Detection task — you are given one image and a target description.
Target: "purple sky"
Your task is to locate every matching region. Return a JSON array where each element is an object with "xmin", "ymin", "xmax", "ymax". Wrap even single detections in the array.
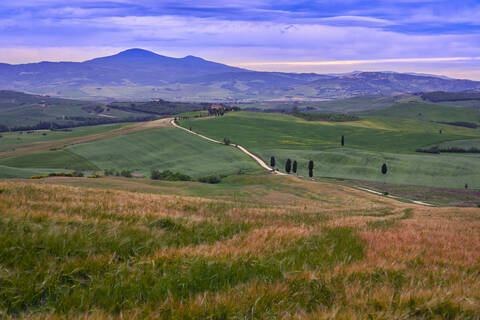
[{"xmin": 1, "ymin": 0, "xmax": 479, "ymax": 79}]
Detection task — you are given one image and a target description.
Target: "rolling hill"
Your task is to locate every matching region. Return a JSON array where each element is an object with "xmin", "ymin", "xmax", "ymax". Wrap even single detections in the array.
[
  {"xmin": 0, "ymin": 90, "xmax": 206, "ymax": 131},
  {"xmin": 1, "ymin": 49, "xmax": 479, "ymax": 101}
]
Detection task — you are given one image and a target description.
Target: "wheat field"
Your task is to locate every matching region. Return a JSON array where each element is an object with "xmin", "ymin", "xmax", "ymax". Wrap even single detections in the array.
[{"xmin": 0, "ymin": 175, "xmax": 479, "ymax": 319}]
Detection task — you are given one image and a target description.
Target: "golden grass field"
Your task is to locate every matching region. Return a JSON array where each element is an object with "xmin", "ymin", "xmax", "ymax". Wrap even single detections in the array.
[{"xmin": 0, "ymin": 174, "xmax": 479, "ymax": 319}]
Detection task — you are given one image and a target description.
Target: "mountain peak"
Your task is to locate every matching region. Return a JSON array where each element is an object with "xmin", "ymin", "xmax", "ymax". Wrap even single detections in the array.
[
  {"xmin": 115, "ymin": 48, "xmax": 159, "ymax": 57},
  {"xmin": 182, "ymin": 55, "xmax": 203, "ymax": 60}
]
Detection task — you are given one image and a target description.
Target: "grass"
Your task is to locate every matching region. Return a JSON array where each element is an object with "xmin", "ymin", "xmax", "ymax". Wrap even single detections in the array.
[
  {"xmin": 175, "ymin": 110, "xmax": 209, "ymax": 118},
  {"xmin": 0, "ymin": 175, "xmax": 478, "ymax": 318},
  {"xmin": 68, "ymin": 127, "xmax": 261, "ymax": 177},
  {"xmin": 179, "ymin": 111, "xmax": 480, "ymax": 188},
  {"xmin": 361, "ymin": 102, "xmax": 480, "ymax": 124},
  {"xmin": 0, "ymin": 118, "xmax": 172, "ymax": 162},
  {"xmin": 0, "ymin": 165, "xmax": 60, "ymax": 178},
  {"xmin": 0, "ymin": 150, "xmax": 98, "ymax": 171},
  {"xmin": 179, "ymin": 112, "xmax": 478, "ymax": 154},
  {"xmin": 0, "ymin": 124, "xmax": 126, "ymax": 147},
  {"xmin": 0, "ymin": 91, "xmax": 150, "ymax": 128},
  {"xmin": 342, "ymin": 179, "xmax": 480, "ymax": 207},
  {"xmin": 257, "ymin": 148, "xmax": 480, "ymax": 189}
]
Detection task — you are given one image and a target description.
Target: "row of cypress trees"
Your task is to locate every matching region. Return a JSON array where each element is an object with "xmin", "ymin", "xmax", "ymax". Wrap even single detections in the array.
[{"xmin": 270, "ymin": 156, "xmax": 315, "ymax": 177}]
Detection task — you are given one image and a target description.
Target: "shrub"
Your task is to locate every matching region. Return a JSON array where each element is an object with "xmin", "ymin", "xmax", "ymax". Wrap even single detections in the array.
[
  {"xmin": 30, "ymin": 175, "xmax": 49, "ymax": 179},
  {"xmin": 48, "ymin": 172, "xmax": 73, "ymax": 177},
  {"xmin": 197, "ymin": 175, "xmax": 222, "ymax": 184},
  {"xmin": 151, "ymin": 170, "xmax": 192, "ymax": 181},
  {"xmin": 294, "ymin": 112, "xmax": 360, "ymax": 122},
  {"xmin": 72, "ymin": 170, "xmax": 84, "ymax": 177},
  {"xmin": 223, "ymin": 137, "xmax": 230, "ymax": 145},
  {"xmin": 120, "ymin": 170, "xmax": 132, "ymax": 178},
  {"xmin": 87, "ymin": 174, "xmax": 102, "ymax": 178},
  {"xmin": 416, "ymin": 146, "xmax": 480, "ymax": 154},
  {"xmin": 103, "ymin": 168, "xmax": 117, "ymax": 176}
]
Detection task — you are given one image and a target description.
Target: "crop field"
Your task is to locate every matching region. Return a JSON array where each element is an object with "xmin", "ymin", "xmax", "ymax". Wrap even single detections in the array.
[
  {"xmin": 67, "ymin": 127, "xmax": 260, "ymax": 177},
  {"xmin": 0, "ymin": 123, "xmax": 127, "ymax": 148},
  {"xmin": 361, "ymin": 102, "xmax": 480, "ymax": 124},
  {"xmin": 0, "ymin": 119, "xmax": 171, "ymax": 159},
  {"xmin": 256, "ymin": 148, "xmax": 480, "ymax": 189},
  {"xmin": 0, "ymin": 150, "xmax": 98, "ymax": 172},
  {"xmin": 0, "ymin": 175, "xmax": 478, "ymax": 319},
  {"xmin": 0, "ymin": 118, "xmax": 261, "ymax": 179},
  {"xmin": 179, "ymin": 112, "xmax": 480, "ymax": 188}
]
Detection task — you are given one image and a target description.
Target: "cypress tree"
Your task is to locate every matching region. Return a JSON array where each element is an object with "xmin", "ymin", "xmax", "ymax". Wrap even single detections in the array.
[
  {"xmin": 341, "ymin": 135, "xmax": 344, "ymax": 147},
  {"xmin": 292, "ymin": 160, "xmax": 297, "ymax": 174},
  {"xmin": 285, "ymin": 159, "xmax": 292, "ymax": 173},
  {"xmin": 308, "ymin": 160, "xmax": 314, "ymax": 178},
  {"xmin": 270, "ymin": 156, "xmax": 276, "ymax": 168},
  {"xmin": 381, "ymin": 163, "xmax": 387, "ymax": 175}
]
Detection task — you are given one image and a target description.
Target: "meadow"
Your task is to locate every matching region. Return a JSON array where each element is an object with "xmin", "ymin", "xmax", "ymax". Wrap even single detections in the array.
[
  {"xmin": 0, "ymin": 124, "xmax": 126, "ymax": 148},
  {"xmin": 64, "ymin": 128, "xmax": 260, "ymax": 177},
  {"xmin": 179, "ymin": 111, "xmax": 480, "ymax": 188},
  {"xmin": 362, "ymin": 101, "xmax": 480, "ymax": 124},
  {"xmin": 0, "ymin": 175, "xmax": 478, "ymax": 319}
]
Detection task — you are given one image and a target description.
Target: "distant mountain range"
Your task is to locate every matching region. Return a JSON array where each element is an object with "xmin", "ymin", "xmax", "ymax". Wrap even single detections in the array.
[{"xmin": 1, "ymin": 48, "xmax": 479, "ymax": 101}]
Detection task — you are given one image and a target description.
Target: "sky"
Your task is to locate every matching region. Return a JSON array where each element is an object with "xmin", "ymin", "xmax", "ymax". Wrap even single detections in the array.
[{"xmin": 0, "ymin": 0, "xmax": 479, "ymax": 79}]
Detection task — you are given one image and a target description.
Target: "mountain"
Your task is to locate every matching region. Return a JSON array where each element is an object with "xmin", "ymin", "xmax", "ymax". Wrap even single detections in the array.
[
  {"xmin": 0, "ymin": 49, "xmax": 245, "ymax": 90},
  {"xmin": 0, "ymin": 49, "xmax": 479, "ymax": 101},
  {"xmin": 309, "ymin": 72, "xmax": 480, "ymax": 97}
]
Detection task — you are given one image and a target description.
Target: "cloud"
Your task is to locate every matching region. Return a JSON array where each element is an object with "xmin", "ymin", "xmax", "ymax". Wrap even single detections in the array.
[
  {"xmin": 0, "ymin": 0, "xmax": 479, "ymax": 79},
  {"xmin": 238, "ymin": 57, "xmax": 480, "ymax": 66}
]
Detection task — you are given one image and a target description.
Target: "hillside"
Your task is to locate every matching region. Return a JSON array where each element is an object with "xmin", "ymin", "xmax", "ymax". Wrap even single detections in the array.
[
  {"xmin": 1, "ymin": 49, "xmax": 479, "ymax": 101},
  {"xmin": 1, "ymin": 174, "xmax": 479, "ymax": 318},
  {"xmin": 0, "ymin": 90, "xmax": 206, "ymax": 131},
  {"xmin": 179, "ymin": 111, "xmax": 480, "ymax": 189}
]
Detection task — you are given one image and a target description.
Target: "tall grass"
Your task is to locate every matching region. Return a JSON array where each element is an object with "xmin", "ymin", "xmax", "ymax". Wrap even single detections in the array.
[{"xmin": 0, "ymin": 180, "xmax": 478, "ymax": 319}]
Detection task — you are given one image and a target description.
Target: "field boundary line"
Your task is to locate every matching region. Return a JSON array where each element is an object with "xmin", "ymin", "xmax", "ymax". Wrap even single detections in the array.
[
  {"xmin": 356, "ymin": 186, "xmax": 434, "ymax": 206},
  {"xmin": 0, "ymin": 118, "xmax": 172, "ymax": 158}
]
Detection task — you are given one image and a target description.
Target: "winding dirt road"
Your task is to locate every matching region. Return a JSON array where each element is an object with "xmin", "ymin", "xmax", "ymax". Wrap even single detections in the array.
[
  {"xmin": 170, "ymin": 119, "xmax": 285, "ymax": 174},
  {"xmin": 170, "ymin": 118, "xmax": 435, "ymax": 206}
]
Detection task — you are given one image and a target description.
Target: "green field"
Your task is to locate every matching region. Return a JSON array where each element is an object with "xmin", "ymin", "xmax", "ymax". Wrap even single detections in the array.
[
  {"xmin": 0, "ymin": 123, "xmax": 126, "ymax": 147},
  {"xmin": 179, "ymin": 111, "xmax": 480, "ymax": 188},
  {"xmin": 435, "ymin": 138, "xmax": 480, "ymax": 148},
  {"xmin": 0, "ymin": 91, "xmax": 151, "ymax": 128},
  {"xmin": 0, "ymin": 150, "xmax": 98, "ymax": 171},
  {"xmin": 67, "ymin": 128, "xmax": 261, "ymax": 177},
  {"xmin": 362, "ymin": 102, "xmax": 480, "ymax": 123},
  {"xmin": 0, "ymin": 165, "xmax": 61, "ymax": 178},
  {"xmin": 256, "ymin": 148, "xmax": 480, "ymax": 189}
]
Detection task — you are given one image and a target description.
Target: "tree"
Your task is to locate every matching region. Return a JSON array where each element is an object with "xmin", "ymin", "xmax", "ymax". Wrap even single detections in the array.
[
  {"xmin": 341, "ymin": 135, "xmax": 345, "ymax": 147},
  {"xmin": 381, "ymin": 163, "xmax": 388, "ymax": 193},
  {"xmin": 308, "ymin": 160, "xmax": 314, "ymax": 178},
  {"xmin": 270, "ymin": 156, "xmax": 276, "ymax": 168},
  {"xmin": 223, "ymin": 137, "xmax": 230, "ymax": 145},
  {"xmin": 285, "ymin": 159, "xmax": 292, "ymax": 173},
  {"xmin": 292, "ymin": 160, "xmax": 297, "ymax": 174},
  {"xmin": 381, "ymin": 163, "xmax": 387, "ymax": 175}
]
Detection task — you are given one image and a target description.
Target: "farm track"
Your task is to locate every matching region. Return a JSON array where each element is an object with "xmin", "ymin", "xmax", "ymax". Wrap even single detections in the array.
[
  {"xmin": 0, "ymin": 118, "xmax": 172, "ymax": 158},
  {"xmin": 171, "ymin": 119, "xmax": 285, "ymax": 174},
  {"xmin": 172, "ymin": 119, "xmax": 438, "ymax": 206}
]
